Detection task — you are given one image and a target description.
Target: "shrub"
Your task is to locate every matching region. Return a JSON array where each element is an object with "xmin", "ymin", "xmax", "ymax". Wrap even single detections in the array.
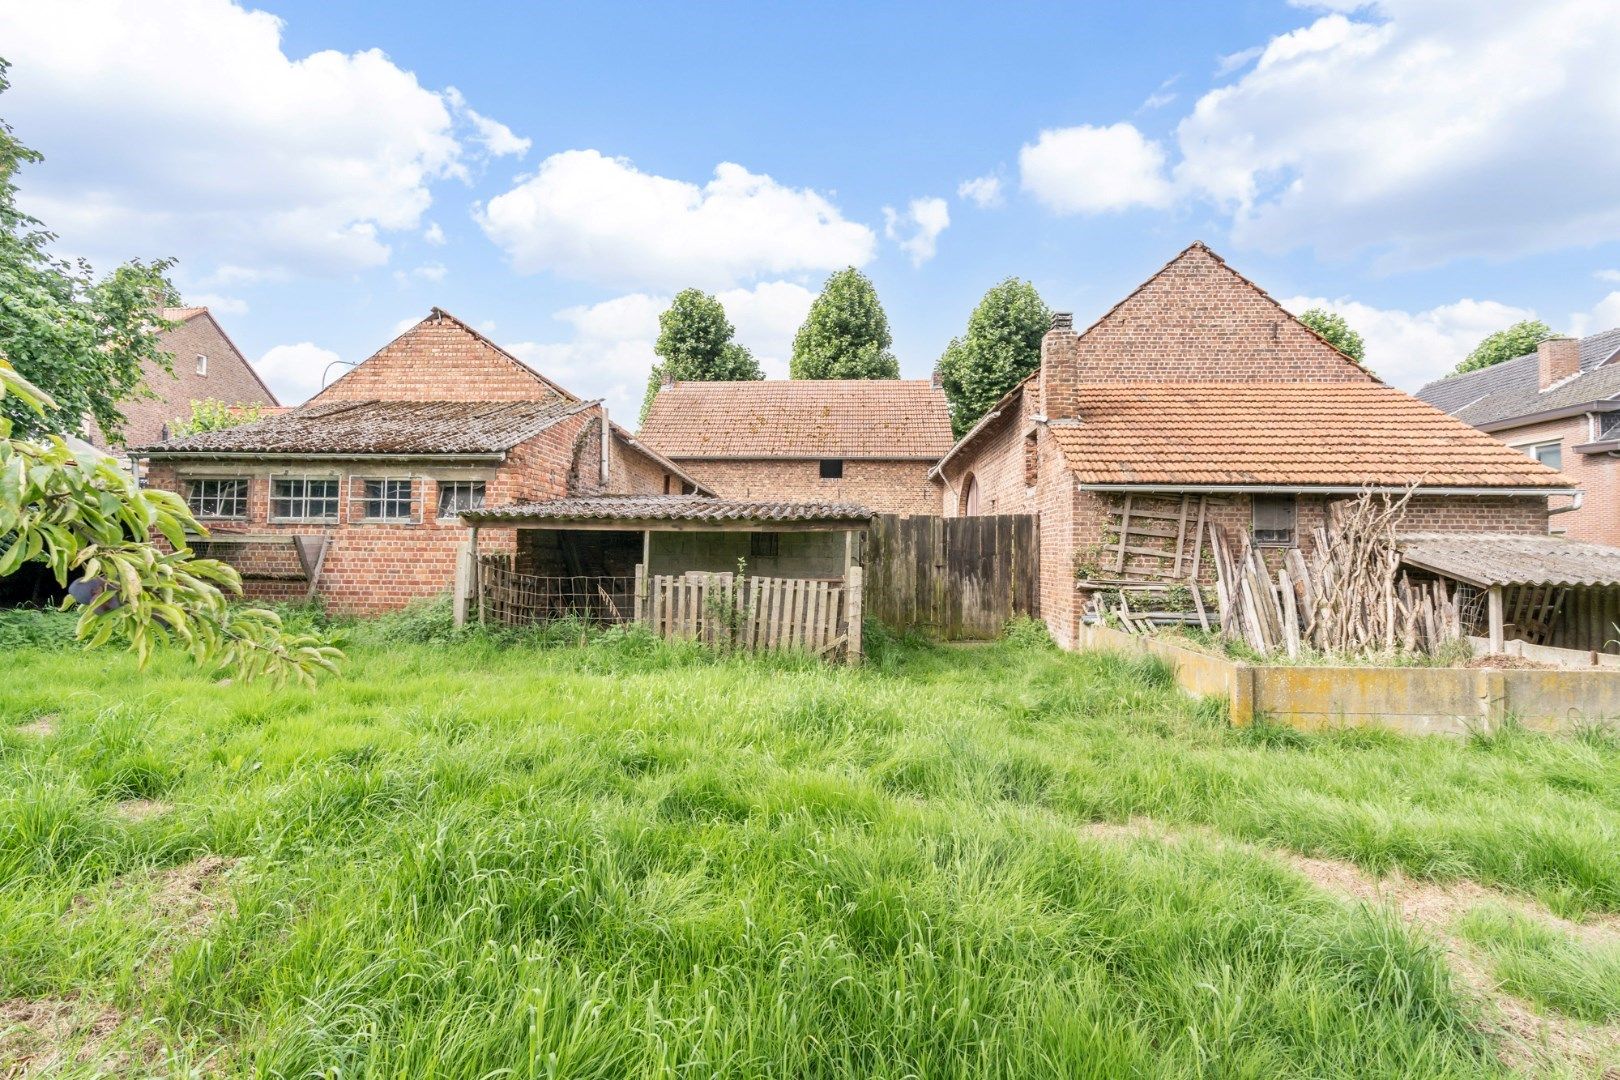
[
  {"xmin": 0, "ymin": 606, "xmax": 78, "ymax": 650},
  {"xmin": 1003, "ymin": 615, "xmax": 1054, "ymax": 650}
]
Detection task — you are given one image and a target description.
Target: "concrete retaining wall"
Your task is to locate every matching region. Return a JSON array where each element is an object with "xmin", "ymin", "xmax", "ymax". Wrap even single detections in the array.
[{"xmin": 1075, "ymin": 623, "xmax": 1620, "ymax": 735}]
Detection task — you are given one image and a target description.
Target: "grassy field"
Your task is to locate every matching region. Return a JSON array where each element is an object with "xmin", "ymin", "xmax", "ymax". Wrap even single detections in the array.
[{"xmin": 2, "ymin": 608, "xmax": 1619, "ymax": 1077}]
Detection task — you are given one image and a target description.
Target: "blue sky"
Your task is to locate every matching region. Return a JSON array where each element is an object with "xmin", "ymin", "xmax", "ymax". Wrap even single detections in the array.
[{"xmin": 4, "ymin": 0, "xmax": 1620, "ymax": 421}]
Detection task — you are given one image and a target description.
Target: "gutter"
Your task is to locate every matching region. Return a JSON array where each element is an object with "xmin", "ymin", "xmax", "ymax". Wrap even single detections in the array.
[
  {"xmin": 1476, "ymin": 401, "xmax": 1620, "ymax": 433},
  {"xmin": 1548, "ymin": 490, "xmax": 1585, "ymax": 516},
  {"xmin": 1077, "ymin": 483, "xmax": 1576, "ymax": 497},
  {"xmin": 140, "ymin": 451, "xmax": 508, "ymax": 464}
]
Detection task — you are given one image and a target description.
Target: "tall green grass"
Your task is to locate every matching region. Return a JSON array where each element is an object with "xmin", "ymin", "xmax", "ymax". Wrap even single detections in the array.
[
  {"xmin": 2, "ymin": 631, "xmax": 1617, "ymax": 1075},
  {"xmin": 1456, "ymin": 904, "xmax": 1620, "ymax": 1023}
]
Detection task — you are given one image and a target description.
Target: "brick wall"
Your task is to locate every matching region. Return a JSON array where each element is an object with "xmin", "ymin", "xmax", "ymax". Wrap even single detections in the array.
[
  {"xmin": 93, "ymin": 312, "xmax": 277, "ymax": 448},
  {"xmin": 675, "ymin": 458, "xmax": 943, "ymax": 515},
  {"xmin": 144, "ymin": 405, "xmax": 692, "ymax": 614},
  {"xmin": 310, "ymin": 315, "xmax": 566, "ymax": 405},
  {"xmin": 1478, "ymin": 415, "xmax": 1611, "ymax": 544}
]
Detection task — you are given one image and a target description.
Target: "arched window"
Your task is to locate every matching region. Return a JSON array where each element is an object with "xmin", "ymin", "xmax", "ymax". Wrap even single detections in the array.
[{"xmin": 961, "ymin": 473, "xmax": 980, "ymax": 516}]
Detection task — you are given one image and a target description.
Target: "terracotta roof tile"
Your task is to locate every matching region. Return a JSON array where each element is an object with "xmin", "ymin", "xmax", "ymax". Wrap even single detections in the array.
[
  {"xmin": 1048, "ymin": 382, "xmax": 1571, "ymax": 489},
  {"xmin": 138, "ymin": 398, "xmax": 590, "ymax": 456},
  {"xmin": 461, "ymin": 495, "xmax": 872, "ymax": 524},
  {"xmin": 639, "ymin": 380, "xmax": 953, "ymax": 460}
]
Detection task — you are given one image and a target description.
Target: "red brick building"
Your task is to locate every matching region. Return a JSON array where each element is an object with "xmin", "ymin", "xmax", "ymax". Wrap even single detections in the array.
[
  {"xmin": 137, "ymin": 309, "xmax": 705, "ymax": 614},
  {"xmin": 1416, "ymin": 330, "xmax": 1620, "ymax": 545},
  {"xmin": 638, "ymin": 379, "xmax": 952, "ymax": 515},
  {"xmin": 92, "ymin": 307, "xmax": 279, "ymax": 449},
  {"xmin": 932, "ymin": 243, "xmax": 1573, "ymax": 648}
]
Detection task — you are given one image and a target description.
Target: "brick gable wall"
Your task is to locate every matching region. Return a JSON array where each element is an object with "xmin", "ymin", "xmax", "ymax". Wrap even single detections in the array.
[
  {"xmin": 145, "ymin": 405, "xmax": 692, "ymax": 614},
  {"xmin": 1476, "ymin": 415, "xmax": 1611, "ymax": 544},
  {"xmin": 93, "ymin": 313, "xmax": 277, "ymax": 449},
  {"xmin": 310, "ymin": 316, "xmax": 566, "ymax": 405},
  {"xmin": 674, "ymin": 458, "xmax": 943, "ymax": 516}
]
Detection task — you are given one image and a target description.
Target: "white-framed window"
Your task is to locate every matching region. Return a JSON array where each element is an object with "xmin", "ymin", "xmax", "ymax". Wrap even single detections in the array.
[
  {"xmin": 270, "ymin": 476, "xmax": 340, "ymax": 521},
  {"xmin": 185, "ymin": 477, "xmax": 248, "ymax": 519},
  {"xmin": 1518, "ymin": 439, "xmax": 1562, "ymax": 471},
  {"xmin": 196, "ymin": 353, "xmax": 208, "ymax": 376},
  {"xmin": 436, "ymin": 480, "xmax": 485, "ymax": 517},
  {"xmin": 361, "ymin": 478, "xmax": 414, "ymax": 521},
  {"xmin": 1599, "ymin": 414, "xmax": 1620, "ymax": 442},
  {"xmin": 1253, "ymin": 494, "xmax": 1297, "ymax": 546}
]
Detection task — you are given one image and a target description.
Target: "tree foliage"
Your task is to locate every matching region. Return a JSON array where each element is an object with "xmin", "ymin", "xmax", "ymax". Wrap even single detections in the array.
[
  {"xmin": 1297, "ymin": 307, "xmax": 1367, "ymax": 366},
  {"xmin": 1454, "ymin": 319, "xmax": 1558, "ymax": 375},
  {"xmin": 0, "ymin": 357, "xmax": 341, "ymax": 684},
  {"xmin": 790, "ymin": 268, "xmax": 900, "ymax": 380},
  {"xmin": 0, "ymin": 62, "xmax": 178, "ymax": 443},
  {"xmin": 937, "ymin": 279, "xmax": 1051, "ymax": 435},
  {"xmin": 640, "ymin": 289, "xmax": 761, "ymax": 422},
  {"xmin": 170, "ymin": 398, "xmax": 265, "ymax": 438}
]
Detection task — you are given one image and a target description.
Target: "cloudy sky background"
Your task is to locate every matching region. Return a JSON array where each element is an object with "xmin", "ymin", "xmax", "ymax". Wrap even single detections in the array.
[{"xmin": 3, "ymin": 0, "xmax": 1620, "ymax": 420}]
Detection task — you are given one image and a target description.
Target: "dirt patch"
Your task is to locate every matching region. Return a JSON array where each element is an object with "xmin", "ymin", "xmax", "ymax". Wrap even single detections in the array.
[
  {"xmin": 69, "ymin": 854, "xmax": 239, "ymax": 939},
  {"xmin": 1463, "ymin": 654, "xmax": 1557, "ymax": 670},
  {"xmin": 113, "ymin": 799, "xmax": 172, "ymax": 823},
  {"xmin": 1086, "ymin": 817, "xmax": 1620, "ymax": 1077},
  {"xmin": 13, "ymin": 715, "xmax": 56, "ymax": 737},
  {"xmin": 0, "ymin": 994, "xmax": 127, "ymax": 1076}
]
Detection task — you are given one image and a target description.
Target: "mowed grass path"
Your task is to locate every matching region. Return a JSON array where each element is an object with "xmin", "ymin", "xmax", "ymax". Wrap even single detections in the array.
[{"xmin": 3, "ymin": 627, "xmax": 1619, "ymax": 1077}]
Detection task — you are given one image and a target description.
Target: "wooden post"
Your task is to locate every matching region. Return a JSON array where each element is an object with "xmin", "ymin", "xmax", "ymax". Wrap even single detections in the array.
[
  {"xmin": 846, "ymin": 564, "xmax": 864, "ymax": 664},
  {"xmin": 453, "ymin": 540, "xmax": 472, "ymax": 627},
  {"xmin": 633, "ymin": 562, "xmax": 647, "ymax": 624},
  {"xmin": 471, "ymin": 526, "xmax": 485, "ymax": 626},
  {"xmin": 1488, "ymin": 584, "xmax": 1505, "ymax": 653},
  {"xmin": 642, "ymin": 530, "xmax": 652, "ymax": 576}
]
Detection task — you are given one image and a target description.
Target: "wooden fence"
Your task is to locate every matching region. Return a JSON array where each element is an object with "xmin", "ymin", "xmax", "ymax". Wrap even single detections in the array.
[
  {"xmin": 865, "ymin": 514, "xmax": 1038, "ymax": 639},
  {"xmin": 640, "ymin": 570, "xmax": 861, "ymax": 659}
]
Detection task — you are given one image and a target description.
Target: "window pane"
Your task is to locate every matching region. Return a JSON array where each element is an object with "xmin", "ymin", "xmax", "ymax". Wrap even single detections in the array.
[
  {"xmin": 1535, "ymin": 443, "xmax": 1562, "ymax": 470},
  {"xmin": 819, "ymin": 459, "xmax": 843, "ymax": 479},
  {"xmin": 437, "ymin": 480, "xmax": 485, "ymax": 516},
  {"xmin": 187, "ymin": 478, "xmax": 247, "ymax": 518},
  {"xmin": 1253, "ymin": 495, "xmax": 1296, "ymax": 545},
  {"xmin": 272, "ymin": 477, "xmax": 338, "ymax": 520},
  {"xmin": 362, "ymin": 478, "xmax": 412, "ymax": 520}
]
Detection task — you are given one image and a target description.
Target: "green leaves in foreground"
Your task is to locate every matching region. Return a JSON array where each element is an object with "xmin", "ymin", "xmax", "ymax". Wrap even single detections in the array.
[{"xmin": 0, "ymin": 357, "xmax": 341, "ymax": 684}]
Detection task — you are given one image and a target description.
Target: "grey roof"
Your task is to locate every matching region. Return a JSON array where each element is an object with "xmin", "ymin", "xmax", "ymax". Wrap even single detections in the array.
[
  {"xmin": 138, "ymin": 398, "xmax": 591, "ymax": 456},
  {"xmin": 460, "ymin": 495, "xmax": 872, "ymax": 525},
  {"xmin": 1415, "ymin": 328, "xmax": 1620, "ymax": 427},
  {"xmin": 1397, "ymin": 532, "xmax": 1620, "ymax": 588}
]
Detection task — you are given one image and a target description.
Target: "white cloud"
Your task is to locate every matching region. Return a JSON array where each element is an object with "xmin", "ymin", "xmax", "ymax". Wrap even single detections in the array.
[
  {"xmin": 444, "ymin": 87, "xmax": 531, "ymax": 158},
  {"xmin": 1595, "ymin": 269, "xmax": 1620, "ymax": 284},
  {"xmin": 0, "ymin": 0, "xmax": 525, "ymax": 278},
  {"xmin": 506, "ymin": 281, "xmax": 816, "ymax": 418},
  {"xmin": 476, "ymin": 150, "xmax": 875, "ymax": 290},
  {"xmin": 957, "ymin": 175, "xmax": 1004, "ymax": 209},
  {"xmin": 1172, "ymin": 1, "xmax": 1620, "ymax": 264},
  {"xmin": 1279, "ymin": 294, "xmax": 1538, "ymax": 389},
  {"xmin": 1140, "ymin": 91, "xmax": 1179, "ymax": 111},
  {"xmin": 1568, "ymin": 293, "xmax": 1620, "ymax": 339},
  {"xmin": 1018, "ymin": 124, "xmax": 1175, "ymax": 215},
  {"xmin": 256, "ymin": 341, "xmax": 344, "ymax": 405},
  {"xmin": 1214, "ymin": 45, "xmax": 1263, "ymax": 76},
  {"xmin": 423, "ymin": 222, "xmax": 446, "ymax": 246},
  {"xmin": 882, "ymin": 196, "xmax": 950, "ymax": 266},
  {"xmin": 393, "ymin": 262, "xmax": 447, "ymax": 286}
]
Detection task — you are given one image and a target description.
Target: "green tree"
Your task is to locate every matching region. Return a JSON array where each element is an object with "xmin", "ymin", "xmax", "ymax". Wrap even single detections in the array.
[
  {"xmin": 1, "ymin": 357, "xmax": 340, "ymax": 683},
  {"xmin": 790, "ymin": 268, "xmax": 900, "ymax": 380},
  {"xmin": 170, "ymin": 398, "xmax": 265, "ymax": 438},
  {"xmin": 937, "ymin": 278, "xmax": 1051, "ymax": 435},
  {"xmin": 1454, "ymin": 319, "xmax": 1558, "ymax": 375},
  {"xmin": 1297, "ymin": 307, "xmax": 1367, "ymax": 366},
  {"xmin": 640, "ymin": 289, "xmax": 761, "ymax": 421},
  {"xmin": 0, "ymin": 62, "xmax": 178, "ymax": 443}
]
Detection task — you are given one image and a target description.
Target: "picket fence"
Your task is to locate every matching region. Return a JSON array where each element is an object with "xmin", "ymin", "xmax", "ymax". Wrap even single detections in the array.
[{"xmin": 637, "ymin": 568, "xmax": 863, "ymax": 661}]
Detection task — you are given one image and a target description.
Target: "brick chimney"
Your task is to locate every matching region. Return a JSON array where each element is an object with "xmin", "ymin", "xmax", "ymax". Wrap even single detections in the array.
[
  {"xmin": 1039, "ymin": 312, "xmax": 1080, "ymax": 420},
  {"xmin": 1539, "ymin": 337, "xmax": 1580, "ymax": 389}
]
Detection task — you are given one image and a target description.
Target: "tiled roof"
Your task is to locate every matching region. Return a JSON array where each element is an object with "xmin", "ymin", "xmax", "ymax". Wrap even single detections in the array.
[
  {"xmin": 1416, "ymin": 328, "xmax": 1620, "ymax": 427},
  {"xmin": 461, "ymin": 495, "xmax": 872, "ymax": 525},
  {"xmin": 1398, "ymin": 533, "xmax": 1620, "ymax": 588},
  {"xmin": 1047, "ymin": 382, "xmax": 1571, "ymax": 489},
  {"xmin": 160, "ymin": 306, "xmax": 208, "ymax": 322},
  {"xmin": 638, "ymin": 379, "xmax": 953, "ymax": 459},
  {"xmin": 138, "ymin": 398, "xmax": 591, "ymax": 456}
]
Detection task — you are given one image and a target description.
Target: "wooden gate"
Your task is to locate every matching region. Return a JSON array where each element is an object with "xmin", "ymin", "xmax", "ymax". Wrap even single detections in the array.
[{"xmin": 865, "ymin": 514, "xmax": 1038, "ymax": 639}]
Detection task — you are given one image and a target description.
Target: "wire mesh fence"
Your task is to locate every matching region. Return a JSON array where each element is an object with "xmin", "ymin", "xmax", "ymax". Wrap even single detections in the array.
[{"xmin": 477, "ymin": 557, "xmax": 636, "ymax": 627}]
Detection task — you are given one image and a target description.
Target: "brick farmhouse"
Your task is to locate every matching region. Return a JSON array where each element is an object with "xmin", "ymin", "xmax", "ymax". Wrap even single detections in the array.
[
  {"xmin": 1416, "ymin": 330, "xmax": 1620, "ymax": 545},
  {"xmin": 638, "ymin": 378, "xmax": 953, "ymax": 515},
  {"xmin": 931, "ymin": 243, "xmax": 1574, "ymax": 648},
  {"xmin": 91, "ymin": 306, "xmax": 279, "ymax": 450},
  {"xmin": 137, "ymin": 309, "xmax": 706, "ymax": 614}
]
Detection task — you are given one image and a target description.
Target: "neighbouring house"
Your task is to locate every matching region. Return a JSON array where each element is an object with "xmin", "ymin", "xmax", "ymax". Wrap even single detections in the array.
[
  {"xmin": 90, "ymin": 306, "xmax": 279, "ymax": 450},
  {"xmin": 1415, "ymin": 330, "xmax": 1620, "ymax": 545},
  {"xmin": 136, "ymin": 308, "xmax": 707, "ymax": 614},
  {"xmin": 931, "ymin": 242, "xmax": 1576, "ymax": 649},
  {"xmin": 637, "ymin": 378, "xmax": 953, "ymax": 515}
]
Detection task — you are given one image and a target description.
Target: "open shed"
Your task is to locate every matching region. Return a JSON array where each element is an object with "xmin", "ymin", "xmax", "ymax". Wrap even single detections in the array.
[
  {"xmin": 1397, "ymin": 533, "xmax": 1620, "ymax": 653},
  {"xmin": 455, "ymin": 495, "xmax": 874, "ymax": 658}
]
